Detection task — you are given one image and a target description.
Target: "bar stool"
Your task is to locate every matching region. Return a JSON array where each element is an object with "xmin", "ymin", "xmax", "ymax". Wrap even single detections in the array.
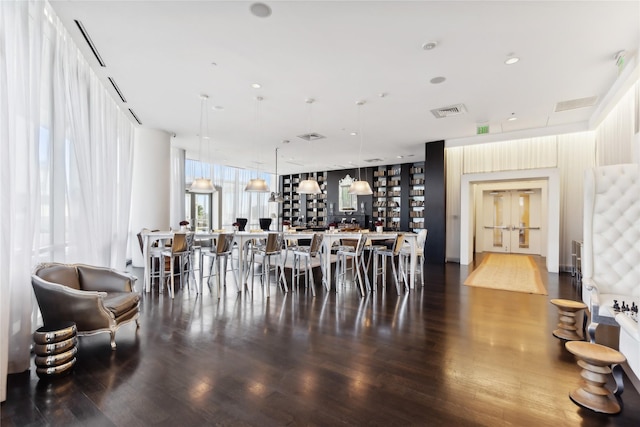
[
  {"xmin": 160, "ymin": 233, "xmax": 190, "ymax": 298},
  {"xmin": 372, "ymin": 233, "xmax": 406, "ymax": 295},
  {"xmin": 251, "ymin": 233, "xmax": 288, "ymax": 297},
  {"xmin": 399, "ymin": 229, "xmax": 427, "ymax": 287},
  {"xmin": 200, "ymin": 233, "xmax": 236, "ymax": 297},
  {"xmin": 292, "ymin": 233, "xmax": 323, "ymax": 297},
  {"xmin": 335, "ymin": 234, "xmax": 368, "ymax": 296},
  {"xmin": 137, "ymin": 229, "xmax": 163, "ymax": 291}
]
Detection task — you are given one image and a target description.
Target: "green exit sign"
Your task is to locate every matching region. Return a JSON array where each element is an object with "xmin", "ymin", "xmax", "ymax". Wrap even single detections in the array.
[{"xmin": 477, "ymin": 125, "xmax": 489, "ymax": 134}]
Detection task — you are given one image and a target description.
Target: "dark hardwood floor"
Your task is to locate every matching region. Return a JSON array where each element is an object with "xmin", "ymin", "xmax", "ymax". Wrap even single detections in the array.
[{"xmin": 3, "ymin": 257, "xmax": 640, "ymax": 426}]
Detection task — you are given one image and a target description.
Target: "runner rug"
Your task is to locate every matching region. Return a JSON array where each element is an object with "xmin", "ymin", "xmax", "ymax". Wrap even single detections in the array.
[{"xmin": 464, "ymin": 253, "xmax": 547, "ymax": 295}]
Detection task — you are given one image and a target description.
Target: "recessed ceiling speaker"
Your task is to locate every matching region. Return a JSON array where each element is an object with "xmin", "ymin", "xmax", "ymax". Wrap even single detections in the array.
[
  {"xmin": 250, "ymin": 3, "xmax": 272, "ymax": 18},
  {"xmin": 422, "ymin": 41, "xmax": 438, "ymax": 50}
]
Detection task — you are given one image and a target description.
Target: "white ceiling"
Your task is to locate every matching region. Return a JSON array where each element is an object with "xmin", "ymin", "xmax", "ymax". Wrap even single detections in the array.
[{"xmin": 49, "ymin": 1, "xmax": 640, "ymax": 175}]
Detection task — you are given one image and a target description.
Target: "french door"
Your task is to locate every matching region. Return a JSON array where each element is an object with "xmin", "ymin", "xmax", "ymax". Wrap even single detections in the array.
[
  {"xmin": 482, "ymin": 189, "xmax": 541, "ymax": 254},
  {"xmin": 185, "ymin": 193, "xmax": 212, "ymax": 233}
]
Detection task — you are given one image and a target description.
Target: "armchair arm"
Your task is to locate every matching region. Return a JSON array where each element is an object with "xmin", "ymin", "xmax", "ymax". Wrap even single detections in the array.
[
  {"xmin": 582, "ymin": 277, "xmax": 601, "ymax": 309},
  {"xmin": 76, "ymin": 264, "xmax": 138, "ymax": 293},
  {"xmin": 32, "ymin": 275, "xmax": 114, "ymax": 332}
]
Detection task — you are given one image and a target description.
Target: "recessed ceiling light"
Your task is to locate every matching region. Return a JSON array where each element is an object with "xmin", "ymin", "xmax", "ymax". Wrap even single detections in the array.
[
  {"xmin": 250, "ymin": 3, "xmax": 272, "ymax": 18},
  {"xmin": 397, "ymin": 155, "xmax": 404, "ymax": 159},
  {"xmin": 422, "ymin": 41, "xmax": 438, "ymax": 50},
  {"xmin": 430, "ymin": 76, "xmax": 446, "ymax": 84},
  {"xmin": 508, "ymin": 113, "xmax": 518, "ymax": 121},
  {"xmin": 505, "ymin": 56, "xmax": 520, "ymax": 65},
  {"xmin": 251, "ymin": 83, "xmax": 261, "ymax": 89},
  {"xmin": 350, "ymin": 132, "xmax": 358, "ymax": 136}
]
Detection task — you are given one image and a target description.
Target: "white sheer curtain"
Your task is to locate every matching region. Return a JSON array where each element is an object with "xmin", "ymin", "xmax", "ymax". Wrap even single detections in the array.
[
  {"xmin": 186, "ymin": 160, "xmax": 274, "ymax": 229},
  {"xmin": 1, "ymin": 1, "xmax": 135, "ymax": 401},
  {"xmin": 596, "ymin": 82, "xmax": 638, "ymax": 166},
  {"xmin": 0, "ymin": 0, "xmax": 44, "ymax": 402}
]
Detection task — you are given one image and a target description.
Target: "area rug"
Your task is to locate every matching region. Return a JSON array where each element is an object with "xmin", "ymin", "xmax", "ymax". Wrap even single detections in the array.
[{"xmin": 464, "ymin": 253, "xmax": 547, "ymax": 295}]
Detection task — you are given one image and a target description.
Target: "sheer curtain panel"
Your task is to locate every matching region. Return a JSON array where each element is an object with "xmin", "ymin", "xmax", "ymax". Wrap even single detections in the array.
[
  {"xmin": 1, "ymin": 0, "xmax": 135, "ymax": 401},
  {"xmin": 0, "ymin": 0, "xmax": 44, "ymax": 402}
]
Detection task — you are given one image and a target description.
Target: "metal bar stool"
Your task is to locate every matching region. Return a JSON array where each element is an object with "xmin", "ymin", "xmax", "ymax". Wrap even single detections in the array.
[
  {"xmin": 292, "ymin": 233, "xmax": 323, "ymax": 297},
  {"xmin": 251, "ymin": 233, "xmax": 288, "ymax": 297},
  {"xmin": 200, "ymin": 233, "xmax": 237, "ymax": 297}
]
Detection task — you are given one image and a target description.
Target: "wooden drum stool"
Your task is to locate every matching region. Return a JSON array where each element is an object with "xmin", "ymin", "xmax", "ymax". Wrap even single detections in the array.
[
  {"xmin": 565, "ymin": 341, "xmax": 626, "ymax": 414},
  {"xmin": 550, "ymin": 299, "xmax": 587, "ymax": 341}
]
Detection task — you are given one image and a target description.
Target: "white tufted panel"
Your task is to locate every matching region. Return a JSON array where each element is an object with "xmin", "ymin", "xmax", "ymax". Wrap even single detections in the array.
[{"xmin": 583, "ymin": 164, "xmax": 640, "ymax": 297}]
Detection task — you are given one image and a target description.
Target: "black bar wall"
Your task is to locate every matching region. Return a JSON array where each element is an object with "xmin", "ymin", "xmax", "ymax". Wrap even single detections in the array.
[{"xmin": 424, "ymin": 141, "xmax": 445, "ymax": 263}]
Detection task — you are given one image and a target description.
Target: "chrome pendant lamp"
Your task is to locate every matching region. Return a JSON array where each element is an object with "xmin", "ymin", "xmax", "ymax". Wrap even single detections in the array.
[
  {"xmin": 245, "ymin": 96, "xmax": 270, "ymax": 193},
  {"xmin": 349, "ymin": 100, "xmax": 373, "ymax": 195},
  {"xmin": 190, "ymin": 94, "xmax": 215, "ymax": 193},
  {"xmin": 268, "ymin": 147, "xmax": 284, "ymax": 203},
  {"xmin": 297, "ymin": 98, "xmax": 322, "ymax": 195}
]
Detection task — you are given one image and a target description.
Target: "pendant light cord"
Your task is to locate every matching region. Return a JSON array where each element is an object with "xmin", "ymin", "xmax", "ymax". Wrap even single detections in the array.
[{"xmin": 357, "ymin": 100, "xmax": 365, "ymax": 181}]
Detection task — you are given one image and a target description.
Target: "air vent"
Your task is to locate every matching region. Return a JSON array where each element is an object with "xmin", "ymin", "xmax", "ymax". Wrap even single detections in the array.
[
  {"xmin": 285, "ymin": 160, "xmax": 305, "ymax": 166},
  {"xmin": 431, "ymin": 103, "xmax": 467, "ymax": 118},
  {"xmin": 74, "ymin": 20, "xmax": 106, "ymax": 67},
  {"xmin": 128, "ymin": 108, "xmax": 142, "ymax": 125},
  {"xmin": 364, "ymin": 158, "xmax": 384, "ymax": 163},
  {"xmin": 108, "ymin": 77, "xmax": 127, "ymax": 103},
  {"xmin": 554, "ymin": 96, "xmax": 598, "ymax": 112},
  {"xmin": 297, "ymin": 133, "xmax": 325, "ymax": 141}
]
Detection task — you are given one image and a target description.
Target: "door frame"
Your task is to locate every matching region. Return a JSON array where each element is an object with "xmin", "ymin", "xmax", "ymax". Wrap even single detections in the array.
[
  {"xmin": 478, "ymin": 185, "xmax": 545, "ymax": 255},
  {"xmin": 460, "ymin": 168, "xmax": 560, "ymax": 273}
]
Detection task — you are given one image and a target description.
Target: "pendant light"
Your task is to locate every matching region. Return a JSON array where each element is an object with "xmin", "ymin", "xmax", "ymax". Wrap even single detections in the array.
[
  {"xmin": 268, "ymin": 147, "xmax": 284, "ymax": 202},
  {"xmin": 190, "ymin": 94, "xmax": 215, "ymax": 193},
  {"xmin": 297, "ymin": 98, "xmax": 322, "ymax": 195},
  {"xmin": 245, "ymin": 96, "xmax": 270, "ymax": 193},
  {"xmin": 349, "ymin": 100, "xmax": 373, "ymax": 195}
]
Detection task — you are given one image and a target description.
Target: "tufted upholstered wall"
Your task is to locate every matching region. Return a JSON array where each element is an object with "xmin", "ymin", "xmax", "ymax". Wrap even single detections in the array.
[{"xmin": 582, "ymin": 163, "xmax": 640, "ymax": 342}]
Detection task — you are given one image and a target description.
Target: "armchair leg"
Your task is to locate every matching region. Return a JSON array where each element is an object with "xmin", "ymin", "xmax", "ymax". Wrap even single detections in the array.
[
  {"xmin": 587, "ymin": 321, "xmax": 598, "ymax": 343},
  {"xmin": 613, "ymin": 363, "xmax": 625, "ymax": 398},
  {"xmin": 110, "ymin": 331, "xmax": 117, "ymax": 350}
]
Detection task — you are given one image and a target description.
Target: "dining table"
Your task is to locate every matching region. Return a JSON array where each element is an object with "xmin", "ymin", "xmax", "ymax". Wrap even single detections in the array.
[{"xmin": 142, "ymin": 229, "xmax": 419, "ymax": 296}]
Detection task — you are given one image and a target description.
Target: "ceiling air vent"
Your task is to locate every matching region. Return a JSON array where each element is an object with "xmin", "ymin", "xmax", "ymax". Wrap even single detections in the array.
[
  {"xmin": 297, "ymin": 133, "xmax": 325, "ymax": 141},
  {"xmin": 554, "ymin": 96, "xmax": 598, "ymax": 112},
  {"xmin": 364, "ymin": 158, "xmax": 384, "ymax": 163},
  {"xmin": 431, "ymin": 103, "xmax": 467, "ymax": 118}
]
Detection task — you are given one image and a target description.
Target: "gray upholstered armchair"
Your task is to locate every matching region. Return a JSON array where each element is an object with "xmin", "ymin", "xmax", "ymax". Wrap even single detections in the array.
[{"xmin": 32, "ymin": 263, "xmax": 141, "ymax": 350}]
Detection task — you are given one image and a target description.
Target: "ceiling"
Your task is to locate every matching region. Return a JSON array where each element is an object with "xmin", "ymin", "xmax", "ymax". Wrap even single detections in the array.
[{"xmin": 49, "ymin": 1, "xmax": 639, "ymax": 175}]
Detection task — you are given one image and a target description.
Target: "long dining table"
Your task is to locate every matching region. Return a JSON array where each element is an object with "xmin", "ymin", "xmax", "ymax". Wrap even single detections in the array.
[
  {"xmin": 141, "ymin": 229, "xmax": 418, "ymax": 296},
  {"xmin": 283, "ymin": 230, "xmax": 419, "ymax": 293},
  {"xmin": 141, "ymin": 229, "xmax": 273, "ymax": 294}
]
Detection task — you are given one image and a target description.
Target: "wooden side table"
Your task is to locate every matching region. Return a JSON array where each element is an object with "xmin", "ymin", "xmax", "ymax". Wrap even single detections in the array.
[
  {"xmin": 550, "ymin": 299, "xmax": 587, "ymax": 341},
  {"xmin": 565, "ymin": 341, "xmax": 626, "ymax": 414}
]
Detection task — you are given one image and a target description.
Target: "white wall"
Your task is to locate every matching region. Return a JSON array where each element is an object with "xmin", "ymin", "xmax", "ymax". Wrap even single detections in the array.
[{"xmin": 130, "ymin": 128, "xmax": 171, "ymax": 267}]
